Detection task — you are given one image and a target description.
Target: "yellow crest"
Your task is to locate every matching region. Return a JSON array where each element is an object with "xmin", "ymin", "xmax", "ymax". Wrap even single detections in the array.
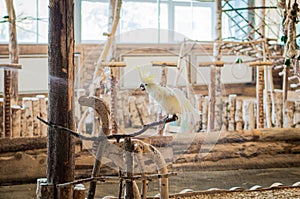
[{"xmin": 135, "ymin": 66, "xmax": 155, "ymax": 84}]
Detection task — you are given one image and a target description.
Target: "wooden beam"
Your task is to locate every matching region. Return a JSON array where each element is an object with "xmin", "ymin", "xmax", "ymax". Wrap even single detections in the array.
[
  {"xmin": 248, "ymin": 61, "xmax": 273, "ymax": 67},
  {"xmin": 101, "ymin": 61, "xmax": 126, "ymax": 67},
  {"xmin": 0, "ymin": 63, "xmax": 22, "ymax": 69},
  {"xmin": 151, "ymin": 61, "xmax": 177, "ymax": 67},
  {"xmin": 198, "ymin": 61, "xmax": 224, "ymax": 67}
]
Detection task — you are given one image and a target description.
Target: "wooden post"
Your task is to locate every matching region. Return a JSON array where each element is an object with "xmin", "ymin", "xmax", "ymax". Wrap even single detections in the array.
[
  {"xmin": 243, "ymin": 100, "xmax": 255, "ymax": 130},
  {"xmin": 0, "ymin": 98, "xmax": 3, "ymax": 137},
  {"xmin": 228, "ymin": 94, "xmax": 237, "ymax": 131},
  {"xmin": 283, "ymin": 100, "xmax": 295, "ymax": 128},
  {"xmin": 11, "ymin": 105, "xmax": 21, "ymax": 138},
  {"xmin": 20, "ymin": 107, "xmax": 26, "ymax": 137},
  {"xmin": 201, "ymin": 96, "xmax": 209, "ymax": 132},
  {"xmin": 47, "ymin": 0, "xmax": 75, "ymax": 198},
  {"xmin": 294, "ymin": 100, "xmax": 300, "ymax": 128},
  {"xmin": 37, "ymin": 95, "xmax": 48, "ymax": 136},
  {"xmin": 36, "ymin": 178, "xmax": 54, "ymax": 199},
  {"xmin": 32, "ymin": 97, "xmax": 40, "ymax": 136},
  {"xmin": 221, "ymin": 100, "xmax": 229, "ymax": 131},
  {"xmin": 5, "ymin": 0, "xmax": 19, "ymax": 106},
  {"xmin": 22, "ymin": 97, "xmax": 34, "ymax": 137},
  {"xmin": 248, "ymin": 61, "xmax": 273, "ymax": 129},
  {"xmin": 235, "ymin": 98, "xmax": 243, "ymax": 131},
  {"xmin": 124, "ymin": 137, "xmax": 134, "ymax": 199},
  {"xmin": 273, "ymin": 89, "xmax": 283, "ymax": 128},
  {"xmin": 197, "ymin": 95, "xmax": 203, "ymax": 131},
  {"xmin": 73, "ymin": 184, "xmax": 86, "ymax": 199}
]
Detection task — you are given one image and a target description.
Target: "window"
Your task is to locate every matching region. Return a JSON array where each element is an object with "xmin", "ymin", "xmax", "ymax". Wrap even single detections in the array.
[
  {"xmin": 79, "ymin": 0, "xmax": 215, "ymax": 43},
  {"xmin": 0, "ymin": 0, "xmax": 49, "ymax": 44}
]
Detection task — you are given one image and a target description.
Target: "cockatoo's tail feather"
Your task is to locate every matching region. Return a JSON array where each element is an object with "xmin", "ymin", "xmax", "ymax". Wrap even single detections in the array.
[{"xmin": 136, "ymin": 66, "xmax": 155, "ymax": 84}]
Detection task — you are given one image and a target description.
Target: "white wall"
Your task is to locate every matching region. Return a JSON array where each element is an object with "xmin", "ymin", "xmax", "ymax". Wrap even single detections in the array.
[{"xmin": 0, "ymin": 57, "xmax": 48, "ymax": 93}]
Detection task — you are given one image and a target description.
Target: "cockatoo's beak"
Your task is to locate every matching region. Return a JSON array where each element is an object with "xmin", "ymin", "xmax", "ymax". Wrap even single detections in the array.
[{"xmin": 140, "ymin": 84, "xmax": 146, "ymax": 91}]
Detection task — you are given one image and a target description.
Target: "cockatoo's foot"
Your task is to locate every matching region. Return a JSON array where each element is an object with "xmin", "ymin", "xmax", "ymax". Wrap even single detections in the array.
[{"xmin": 165, "ymin": 114, "xmax": 178, "ymax": 123}]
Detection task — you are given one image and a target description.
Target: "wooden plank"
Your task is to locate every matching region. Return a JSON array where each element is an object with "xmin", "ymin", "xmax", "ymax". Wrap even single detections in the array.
[
  {"xmin": 101, "ymin": 61, "xmax": 126, "ymax": 67},
  {"xmin": 0, "ymin": 63, "xmax": 22, "ymax": 69},
  {"xmin": 151, "ymin": 61, "xmax": 177, "ymax": 67}
]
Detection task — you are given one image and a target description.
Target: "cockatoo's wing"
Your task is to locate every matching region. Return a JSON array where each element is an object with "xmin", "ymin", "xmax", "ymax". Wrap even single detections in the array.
[{"xmin": 172, "ymin": 88, "xmax": 199, "ymax": 133}]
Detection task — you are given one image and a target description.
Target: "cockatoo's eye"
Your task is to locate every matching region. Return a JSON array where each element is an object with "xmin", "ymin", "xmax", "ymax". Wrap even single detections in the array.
[{"xmin": 140, "ymin": 84, "xmax": 146, "ymax": 91}]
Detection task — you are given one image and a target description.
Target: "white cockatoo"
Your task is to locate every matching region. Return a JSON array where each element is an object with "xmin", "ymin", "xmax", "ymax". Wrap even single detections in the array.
[{"xmin": 136, "ymin": 66, "xmax": 199, "ymax": 133}]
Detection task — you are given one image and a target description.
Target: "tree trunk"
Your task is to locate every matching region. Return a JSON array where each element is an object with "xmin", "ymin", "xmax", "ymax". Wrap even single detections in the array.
[
  {"xmin": 47, "ymin": 1, "xmax": 75, "ymax": 198},
  {"xmin": 5, "ymin": 0, "xmax": 19, "ymax": 106}
]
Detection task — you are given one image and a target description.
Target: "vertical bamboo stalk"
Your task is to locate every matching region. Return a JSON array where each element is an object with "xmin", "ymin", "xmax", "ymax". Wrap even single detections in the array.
[
  {"xmin": 283, "ymin": 100, "xmax": 295, "ymax": 128},
  {"xmin": 257, "ymin": 66, "xmax": 264, "ymax": 128},
  {"xmin": 110, "ymin": 70, "xmax": 118, "ymax": 135},
  {"xmin": 235, "ymin": 98, "xmax": 243, "ymax": 131},
  {"xmin": 32, "ymin": 97, "xmax": 40, "ymax": 136},
  {"xmin": 37, "ymin": 95, "xmax": 47, "ymax": 136},
  {"xmin": 228, "ymin": 94, "xmax": 237, "ymax": 131},
  {"xmin": 0, "ymin": 98, "xmax": 3, "ymax": 137},
  {"xmin": 4, "ymin": 70, "xmax": 12, "ymax": 137},
  {"xmin": 294, "ymin": 100, "xmax": 300, "ymax": 128},
  {"xmin": 202, "ymin": 96, "xmax": 209, "ymax": 132},
  {"xmin": 273, "ymin": 89, "xmax": 283, "ymax": 128},
  {"xmin": 22, "ymin": 97, "xmax": 33, "ymax": 137},
  {"xmin": 11, "ymin": 105, "xmax": 21, "ymax": 138}
]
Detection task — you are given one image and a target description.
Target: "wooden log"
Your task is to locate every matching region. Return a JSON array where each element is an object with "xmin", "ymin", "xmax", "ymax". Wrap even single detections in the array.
[
  {"xmin": 228, "ymin": 94, "xmax": 237, "ymax": 131},
  {"xmin": 196, "ymin": 95, "xmax": 203, "ymax": 131},
  {"xmin": 243, "ymin": 100, "xmax": 255, "ymax": 130},
  {"xmin": 248, "ymin": 61, "xmax": 273, "ymax": 67},
  {"xmin": 221, "ymin": 100, "xmax": 229, "ymax": 131},
  {"xmin": 295, "ymin": 100, "xmax": 300, "ymax": 128},
  {"xmin": 201, "ymin": 96, "xmax": 209, "ymax": 132},
  {"xmin": 214, "ymin": 67, "xmax": 222, "ymax": 130},
  {"xmin": 0, "ymin": 63, "xmax": 22, "ymax": 69},
  {"xmin": 235, "ymin": 99, "xmax": 243, "ymax": 131},
  {"xmin": 20, "ymin": 107, "xmax": 26, "ymax": 137},
  {"xmin": 124, "ymin": 137, "xmax": 134, "ymax": 199},
  {"xmin": 73, "ymin": 184, "xmax": 86, "ymax": 199},
  {"xmin": 11, "ymin": 105, "xmax": 21, "ymax": 138},
  {"xmin": 208, "ymin": 66, "xmax": 216, "ymax": 131},
  {"xmin": 0, "ymin": 98, "xmax": 4, "ymax": 137},
  {"xmin": 36, "ymin": 95, "xmax": 47, "ymax": 136},
  {"xmin": 273, "ymin": 90, "xmax": 283, "ymax": 128},
  {"xmin": 22, "ymin": 97, "xmax": 33, "ymax": 137},
  {"xmin": 4, "ymin": 69, "xmax": 12, "ymax": 137},
  {"xmin": 283, "ymin": 101, "xmax": 295, "ymax": 128},
  {"xmin": 101, "ymin": 61, "xmax": 126, "ymax": 67},
  {"xmin": 256, "ymin": 66, "xmax": 264, "ymax": 128},
  {"xmin": 32, "ymin": 97, "xmax": 41, "ymax": 136}
]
